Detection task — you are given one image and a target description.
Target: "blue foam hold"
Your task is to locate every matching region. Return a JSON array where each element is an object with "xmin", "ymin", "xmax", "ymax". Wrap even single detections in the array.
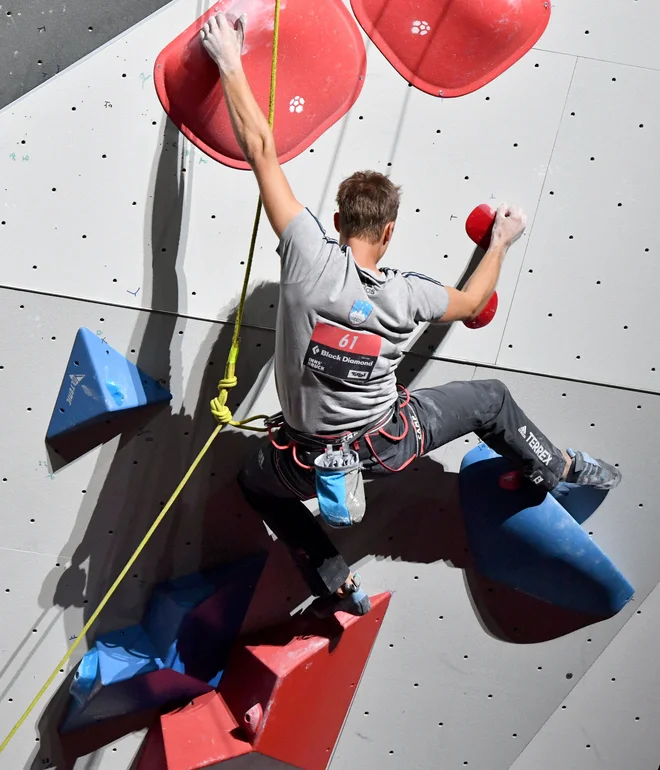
[
  {"xmin": 61, "ymin": 553, "xmax": 267, "ymax": 733},
  {"xmin": 70, "ymin": 646, "xmax": 100, "ymax": 707},
  {"xmin": 46, "ymin": 327, "xmax": 172, "ymax": 440},
  {"xmin": 64, "ymin": 626, "xmax": 163, "ymax": 729},
  {"xmin": 96, "ymin": 625, "xmax": 162, "ymax": 685},
  {"xmin": 459, "ymin": 444, "xmax": 634, "ymax": 616}
]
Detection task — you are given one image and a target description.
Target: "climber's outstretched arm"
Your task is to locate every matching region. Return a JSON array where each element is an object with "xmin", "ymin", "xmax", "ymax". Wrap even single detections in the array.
[{"xmin": 201, "ymin": 12, "xmax": 303, "ymax": 237}]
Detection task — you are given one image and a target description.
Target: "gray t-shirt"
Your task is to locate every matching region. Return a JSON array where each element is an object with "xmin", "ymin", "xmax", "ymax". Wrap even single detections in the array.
[{"xmin": 275, "ymin": 208, "xmax": 450, "ymax": 433}]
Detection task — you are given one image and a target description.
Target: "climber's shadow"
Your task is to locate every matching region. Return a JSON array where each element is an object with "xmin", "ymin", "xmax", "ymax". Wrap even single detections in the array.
[
  {"xmin": 29, "ymin": 120, "xmax": 284, "ymax": 768},
  {"xmin": 36, "ymin": 283, "xmax": 283, "ymax": 769}
]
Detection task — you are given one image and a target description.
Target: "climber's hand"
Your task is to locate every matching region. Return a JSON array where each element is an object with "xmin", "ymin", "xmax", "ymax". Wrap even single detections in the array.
[
  {"xmin": 200, "ymin": 12, "xmax": 246, "ymax": 74},
  {"xmin": 491, "ymin": 203, "xmax": 527, "ymax": 248}
]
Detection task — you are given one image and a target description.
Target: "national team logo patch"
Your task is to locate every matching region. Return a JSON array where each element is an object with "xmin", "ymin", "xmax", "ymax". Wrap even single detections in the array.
[{"xmin": 348, "ymin": 299, "xmax": 373, "ymax": 326}]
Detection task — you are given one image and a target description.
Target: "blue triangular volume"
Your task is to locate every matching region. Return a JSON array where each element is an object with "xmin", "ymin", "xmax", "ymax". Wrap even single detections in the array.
[
  {"xmin": 459, "ymin": 444, "xmax": 634, "ymax": 616},
  {"xmin": 60, "ymin": 552, "xmax": 267, "ymax": 733},
  {"xmin": 46, "ymin": 328, "xmax": 172, "ymax": 440}
]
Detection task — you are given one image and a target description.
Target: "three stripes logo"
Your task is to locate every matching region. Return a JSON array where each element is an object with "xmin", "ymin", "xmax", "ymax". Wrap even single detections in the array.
[{"xmin": 518, "ymin": 425, "xmax": 527, "ymax": 438}]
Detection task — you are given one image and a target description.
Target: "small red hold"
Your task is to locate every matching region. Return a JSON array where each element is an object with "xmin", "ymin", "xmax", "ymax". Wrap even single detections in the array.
[
  {"xmin": 499, "ymin": 470, "xmax": 523, "ymax": 491},
  {"xmin": 463, "ymin": 203, "xmax": 499, "ymax": 329},
  {"xmin": 464, "ymin": 291, "xmax": 498, "ymax": 329},
  {"xmin": 243, "ymin": 703, "xmax": 263, "ymax": 737},
  {"xmin": 465, "ymin": 203, "xmax": 496, "ymax": 250}
]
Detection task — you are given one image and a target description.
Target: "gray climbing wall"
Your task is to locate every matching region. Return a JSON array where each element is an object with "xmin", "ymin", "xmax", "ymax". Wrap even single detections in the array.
[{"xmin": 0, "ymin": 0, "xmax": 659, "ymax": 768}]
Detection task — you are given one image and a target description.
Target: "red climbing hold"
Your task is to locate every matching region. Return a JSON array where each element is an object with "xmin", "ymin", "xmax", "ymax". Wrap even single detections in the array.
[
  {"xmin": 219, "ymin": 592, "xmax": 392, "ymax": 770},
  {"xmin": 136, "ymin": 593, "xmax": 391, "ymax": 769},
  {"xmin": 154, "ymin": 0, "xmax": 366, "ymax": 169},
  {"xmin": 161, "ymin": 692, "xmax": 252, "ymax": 770},
  {"xmin": 465, "ymin": 203, "xmax": 496, "ymax": 251},
  {"xmin": 464, "ymin": 203, "xmax": 498, "ymax": 329},
  {"xmin": 464, "ymin": 291, "xmax": 498, "ymax": 329},
  {"xmin": 350, "ymin": 0, "xmax": 550, "ymax": 97},
  {"xmin": 498, "ymin": 470, "xmax": 524, "ymax": 491}
]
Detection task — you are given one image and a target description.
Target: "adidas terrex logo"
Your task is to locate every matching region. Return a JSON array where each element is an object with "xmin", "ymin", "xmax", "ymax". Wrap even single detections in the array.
[
  {"xmin": 66, "ymin": 374, "xmax": 85, "ymax": 405},
  {"xmin": 518, "ymin": 425, "xmax": 552, "ymax": 466}
]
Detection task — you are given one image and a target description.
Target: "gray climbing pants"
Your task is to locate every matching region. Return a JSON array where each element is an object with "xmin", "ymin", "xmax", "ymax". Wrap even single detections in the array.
[{"xmin": 238, "ymin": 379, "xmax": 566, "ymax": 597}]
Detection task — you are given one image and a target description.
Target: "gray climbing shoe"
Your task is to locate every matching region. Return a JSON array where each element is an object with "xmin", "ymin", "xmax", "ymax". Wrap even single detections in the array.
[
  {"xmin": 553, "ymin": 448, "xmax": 622, "ymax": 497},
  {"xmin": 308, "ymin": 573, "xmax": 372, "ymax": 618}
]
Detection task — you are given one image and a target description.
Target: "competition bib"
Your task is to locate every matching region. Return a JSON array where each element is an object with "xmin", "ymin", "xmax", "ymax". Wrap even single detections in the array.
[{"xmin": 303, "ymin": 322, "xmax": 382, "ymax": 381}]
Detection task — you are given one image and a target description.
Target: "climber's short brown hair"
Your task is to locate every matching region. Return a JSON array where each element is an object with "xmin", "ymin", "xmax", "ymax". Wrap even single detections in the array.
[{"xmin": 336, "ymin": 171, "xmax": 402, "ymax": 244}]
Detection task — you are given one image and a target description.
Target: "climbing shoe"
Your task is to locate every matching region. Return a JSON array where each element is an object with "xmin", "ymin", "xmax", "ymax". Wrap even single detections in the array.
[
  {"xmin": 308, "ymin": 573, "xmax": 372, "ymax": 618},
  {"xmin": 552, "ymin": 448, "xmax": 622, "ymax": 497}
]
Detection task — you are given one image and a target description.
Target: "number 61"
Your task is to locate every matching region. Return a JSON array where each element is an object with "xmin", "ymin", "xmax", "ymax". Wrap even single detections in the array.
[{"xmin": 339, "ymin": 334, "xmax": 359, "ymax": 350}]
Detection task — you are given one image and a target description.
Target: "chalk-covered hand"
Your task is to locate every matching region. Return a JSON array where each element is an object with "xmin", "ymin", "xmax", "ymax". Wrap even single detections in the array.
[
  {"xmin": 200, "ymin": 12, "xmax": 246, "ymax": 74},
  {"xmin": 491, "ymin": 203, "xmax": 527, "ymax": 248}
]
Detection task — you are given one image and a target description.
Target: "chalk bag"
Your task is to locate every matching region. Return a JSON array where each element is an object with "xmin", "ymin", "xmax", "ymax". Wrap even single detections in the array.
[{"xmin": 314, "ymin": 445, "xmax": 366, "ymax": 528}]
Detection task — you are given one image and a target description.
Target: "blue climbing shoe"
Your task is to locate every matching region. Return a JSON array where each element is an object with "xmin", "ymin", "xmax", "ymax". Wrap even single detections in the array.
[
  {"xmin": 553, "ymin": 448, "xmax": 622, "ymax": 497},
  {"xmin": 308, "ymin": 573, "xmax": 372, "ymax": 618}
]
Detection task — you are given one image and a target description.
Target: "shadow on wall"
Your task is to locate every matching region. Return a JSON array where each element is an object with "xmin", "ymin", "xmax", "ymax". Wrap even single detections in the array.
[
  {"xmin": 398, "ymin": 238, "xmax": 490, "ymax": 372},
  {"xmin": 26, "ymin": 120, "xmax": 283, "ymax": 769},
  {"xmin": 25, "ymin": 123, "xmax": 604, "ymax": 769}
]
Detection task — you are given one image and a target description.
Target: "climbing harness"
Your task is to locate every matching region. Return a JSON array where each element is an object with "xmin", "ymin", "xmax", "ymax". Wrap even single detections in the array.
[
  {"xmin": 363, "ymin": 385, "xmax": 425, "ymax": 473},
  {"xmin": 0, "ymin": 0, "xmax": 282, "ymax": 754},
  {"xmin": 265, "ymin": 384, "xmax": 424, "ymax": 528}
]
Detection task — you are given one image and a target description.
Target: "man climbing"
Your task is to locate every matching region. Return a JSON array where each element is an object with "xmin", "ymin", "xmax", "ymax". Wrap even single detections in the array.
[{"xmin": 200, "ymin": 13, "xmax": 622, "ymax": 616}]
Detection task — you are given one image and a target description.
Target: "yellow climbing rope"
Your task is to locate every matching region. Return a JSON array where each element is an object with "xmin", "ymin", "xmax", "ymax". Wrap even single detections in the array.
[{"xmin": 0, "ymin": 1, "xmax": 281, "ymax": 754}]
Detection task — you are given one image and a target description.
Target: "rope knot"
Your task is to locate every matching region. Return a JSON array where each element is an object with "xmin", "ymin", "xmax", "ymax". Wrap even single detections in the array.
[
  {"xmin": 218, "ymin": 375, "xmax": 238, "ymax": 389},
  {"xmin": 211, "ymin": 375, "xmax": 239, "ymax": 425},
  {"xmin": 211, "ymin": 401, "xmax": 233, "ymax": 424}
]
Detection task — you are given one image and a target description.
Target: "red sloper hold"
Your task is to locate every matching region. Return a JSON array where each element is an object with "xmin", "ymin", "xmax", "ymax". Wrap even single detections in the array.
[
  {"xmin": 219, "ymin": 592, "xmax": 392, "ymax": 770},
  {"xmin": 154, "ymin": 0, "xmax": 366, "ymax": 169},
  {"xmin": 350, "ymin": 0, "xmax": 550, "ymax": 97}
]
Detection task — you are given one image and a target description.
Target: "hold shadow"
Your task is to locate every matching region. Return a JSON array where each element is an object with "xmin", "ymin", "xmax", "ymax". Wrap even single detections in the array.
[{"xmin": 398, "ymin": 240, "xmax": 486, "ymax": 387}]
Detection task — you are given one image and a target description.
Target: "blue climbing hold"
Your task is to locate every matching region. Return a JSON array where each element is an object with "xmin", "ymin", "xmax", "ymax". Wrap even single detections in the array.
[
  {"xmin": 459, "ymin": 444, "xmax": 634, "ymax": 616},
  {"xmin": 46, "ymin": 327, "xmax": 172, "ymax": 441},
  {"xmin": 60, "ymin": 552, "xmax": 267, "ymax": 732}
]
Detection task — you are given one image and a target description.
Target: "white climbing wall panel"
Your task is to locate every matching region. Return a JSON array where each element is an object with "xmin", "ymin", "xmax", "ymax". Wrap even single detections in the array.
[
  {"xmin": 1, "ymin": 0, "xmax": 660, "ymax": 768},
  {"xmin": 509, "ymin": 580, "xmax": 660, "ymax": 770},
  {"xmin": 538, "ymin": 0, "xmax": 660, "ymax": 70},
  {"xmin": 0, "ymin": 0, "xmax": 577, "ymax": 361},
  {"xmin": 499, "ymin": 57, "xmax": 660, "ymax": 391}
]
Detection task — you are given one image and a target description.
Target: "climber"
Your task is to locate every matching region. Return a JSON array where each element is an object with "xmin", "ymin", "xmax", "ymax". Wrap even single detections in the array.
[{"xmin": 200, "ymin": 13, "xmax": 622, "ymax": 616}]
